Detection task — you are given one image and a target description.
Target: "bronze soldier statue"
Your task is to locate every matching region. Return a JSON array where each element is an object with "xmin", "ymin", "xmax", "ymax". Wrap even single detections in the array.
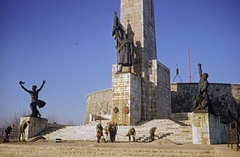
[
  {"xmin": 112, "ymin": 12, "xmax": 133, "ymax": 72},
  {"xmin": 19, "ymin": 80, "xmax": 46, "ymax": 117}
]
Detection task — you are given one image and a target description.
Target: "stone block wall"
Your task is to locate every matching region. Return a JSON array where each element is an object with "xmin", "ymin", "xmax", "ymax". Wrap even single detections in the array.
[
  {"xmin": 121, "ymin": 0, "xmax": 157, "ymax": 61},
  {"xmin": 112, "ymin": 72, "xmax": 141, "ymax": 125},
  {"xmin": 208, "ymin": 114, "xmax": 226, "ymax": 144},
  {"xmin": 129, "ymin": 74, "xmax": 142, "ymax": 125},
  {"xmin": 192, "ymin": 113, "xmax": 226, "ymax": 144},
  {"xmin": 156, "ymin": 61, "xmax": 171, "ymax": 119},
  {"xmin": 85, "ymin": 89, "xmax": 112, "ymax": 124},
  {"xmin": 85, "ymin": 82, "xmax": 240, "ymax": 125},
  {"xmin": 20, "ymin": 116, "xmax": 47, "ymax": 140},
  {"xmin": 171, "ymin": 83, "xmax": 240, "ymax": 124}
]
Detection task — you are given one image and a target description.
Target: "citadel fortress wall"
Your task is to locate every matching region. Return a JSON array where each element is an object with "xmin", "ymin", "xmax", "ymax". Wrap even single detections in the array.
[{"xmin": 85, "ymin": 83, "xmax": 240, "ymax": 124}]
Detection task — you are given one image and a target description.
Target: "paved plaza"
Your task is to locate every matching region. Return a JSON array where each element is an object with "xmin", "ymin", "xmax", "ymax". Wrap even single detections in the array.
[{"xmin": 1, "ymin": 140, "xmax": 239, "ymax": 157}]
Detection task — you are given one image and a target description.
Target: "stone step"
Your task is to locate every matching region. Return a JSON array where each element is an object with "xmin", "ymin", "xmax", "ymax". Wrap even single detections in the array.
[{"xmin": 41, "ymin": 119, "xmax": 192, "ymax": 143}]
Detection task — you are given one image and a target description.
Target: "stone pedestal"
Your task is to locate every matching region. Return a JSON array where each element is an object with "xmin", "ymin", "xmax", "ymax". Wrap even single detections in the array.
[
  {"xmin": 112, "ymin": 71, "xmax": 141, "ymax": 125},
  {"xmin": 20, "ymin": 116, "xmax": 48, "ymax": 140},
  {"xmin": 192, "ymin": 112, "xmax": 226, "ymax": 144}
]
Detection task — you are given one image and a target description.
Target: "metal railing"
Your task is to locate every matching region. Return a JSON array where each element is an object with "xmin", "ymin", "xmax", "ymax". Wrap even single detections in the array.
[{"xmin": 226, "ymin": 121, "xmax": 240, "ymax": 151}]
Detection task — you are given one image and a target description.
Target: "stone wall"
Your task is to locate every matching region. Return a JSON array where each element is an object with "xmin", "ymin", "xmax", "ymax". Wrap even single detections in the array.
[
  {"xmin": 156, "ymin": 61, "xmax": 171, "ymax": 119},
  {"xmin": 85, "ymin": 83, "xmax": 240, "ymax": 124},
  {"xmin": 171, "ymin": 83, "xmax": 240, "ymax": 124},
  {"xmin": 85, "ymin": 89, "xmax": 112, "ymax": 124},
  {"xmin": 192, "ymin": 113, "xmax": 226, "ymax": 144},
  {"xmin": 20, "ymin": 116, "xmax": 47, "ymax": 140},
  {"xmin": 111, "ymin": 72, "xmax": 141, "ymax": 125}
]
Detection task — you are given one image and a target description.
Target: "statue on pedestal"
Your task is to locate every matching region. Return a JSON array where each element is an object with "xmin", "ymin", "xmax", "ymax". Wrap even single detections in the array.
[
  {"xmin": 19, "ymin": 80, "xmax": 46, "ymax": 117},
  {"xmin": 194, "ymin": 64, "xmax": 211, "ymax": 112},
  {"xmin": 112, "ymin": 11, "xmax": 133, "ymax": 72}
]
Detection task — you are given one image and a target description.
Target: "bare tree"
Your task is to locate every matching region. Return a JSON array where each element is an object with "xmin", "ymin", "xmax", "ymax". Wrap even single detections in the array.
[
  {"xmin": 47, "ymin": 113, "xmax": 59, "ymax": 124},
  {"xmin": 1, "ymin": 107, "xmax": 30, "ymax": 128}
]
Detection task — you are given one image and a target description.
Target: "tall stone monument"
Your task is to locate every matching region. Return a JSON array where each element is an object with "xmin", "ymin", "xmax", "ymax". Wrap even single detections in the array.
[{"xmin": 111, "ymin": 0, "xmax": 171, "ymax": 125}]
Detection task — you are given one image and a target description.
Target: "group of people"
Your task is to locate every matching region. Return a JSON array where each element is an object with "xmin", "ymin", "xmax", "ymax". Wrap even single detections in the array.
[
  {"xmin": 96, "ymin": 121, "xmax": 158, "ymax": 143},
  {"xmin": 4, "ymin": 120, "xmax": 31, "ymax": 142},
  {"xmin": 96, "ymin": 121, "xmax": 118, "ymax": 143}
]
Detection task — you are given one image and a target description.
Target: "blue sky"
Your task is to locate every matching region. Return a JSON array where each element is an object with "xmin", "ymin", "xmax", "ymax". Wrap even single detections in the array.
[{"xmin": 0, "ymin": 0, "xmax": 239, "ymax": 126}]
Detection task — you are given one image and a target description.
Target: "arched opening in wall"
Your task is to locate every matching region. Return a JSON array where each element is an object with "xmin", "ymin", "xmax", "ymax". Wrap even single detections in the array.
[
  {"xmin": 238, "ymin": 109, "xmax": 240, "ymax": 117},
  {"xmin": 228, "ymin": 110, "xmax": 231, "ymax": 117}
]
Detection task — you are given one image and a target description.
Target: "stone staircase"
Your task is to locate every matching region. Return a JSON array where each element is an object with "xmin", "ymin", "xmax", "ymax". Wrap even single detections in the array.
[
  {"xmin": 134, "ymin": 119, "xmax": 192, "ymax": 144},
  {"xmin": 42, "ymin": 121, "xmax": 100, "ymax": 141},
  {"xmin": 40, "ymin": 119, "xmax": 192, "ymax": 144}
]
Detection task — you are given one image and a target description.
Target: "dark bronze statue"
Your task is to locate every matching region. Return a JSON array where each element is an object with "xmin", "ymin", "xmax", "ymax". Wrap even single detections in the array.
[
  {"xmin": 194, "ymin": 64, "xmax": 210, "ymax": 111},
  {"xmin": 112, "ymin": 12, "xmax": 133, "ymax": 72},
  {"xmin": 19, "ymin": 80, "xmax": 46, "ymax": 117}
]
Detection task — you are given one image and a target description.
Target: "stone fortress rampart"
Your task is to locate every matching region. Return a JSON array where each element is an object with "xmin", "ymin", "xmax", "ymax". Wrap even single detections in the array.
[
  {"xmin": 85, "ymin": 89, "xmax": 112, "ymax": 123},
  {"xmin": 85, "ymin": 83, "xmax": 240, "ymax": 124}
]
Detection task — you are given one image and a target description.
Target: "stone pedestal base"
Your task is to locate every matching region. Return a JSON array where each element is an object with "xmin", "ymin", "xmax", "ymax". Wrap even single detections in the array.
[
  {"xmin": 20, "ymin": 116, "xmax": 48, "ymax": 140},
  {"xmin": 192, "ymin": 113, "xmax": 226, "ymax": 144},
  {"xmin": 112, "ymin": 70, "xmax": 141, "ymax": 125}
]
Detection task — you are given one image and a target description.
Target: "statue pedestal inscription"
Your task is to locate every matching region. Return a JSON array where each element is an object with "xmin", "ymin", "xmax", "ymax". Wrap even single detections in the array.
[
  {"xmin": 20, "ymin": 116, "xmax": 48, "ymax": 140},
  {"xmin": 192, "ymin": 112, "xmax": 226, "ymax": 144},
  {"xmin": 112, "ymin": 66, "xmax": 141, "ymax": 125}
]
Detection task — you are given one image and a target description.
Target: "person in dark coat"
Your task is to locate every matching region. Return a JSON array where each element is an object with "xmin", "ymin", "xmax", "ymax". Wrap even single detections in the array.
[
  {"xmin": 18, "ymin": 121, "xmax": 30, "ymax": 142},
  {"xmin": 4, "ymin": 124, "xmax": 14, "ymax": 142},
  {"xmin": 108, "ymin": 122, "xmax": 118, "ymax": 143}
]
